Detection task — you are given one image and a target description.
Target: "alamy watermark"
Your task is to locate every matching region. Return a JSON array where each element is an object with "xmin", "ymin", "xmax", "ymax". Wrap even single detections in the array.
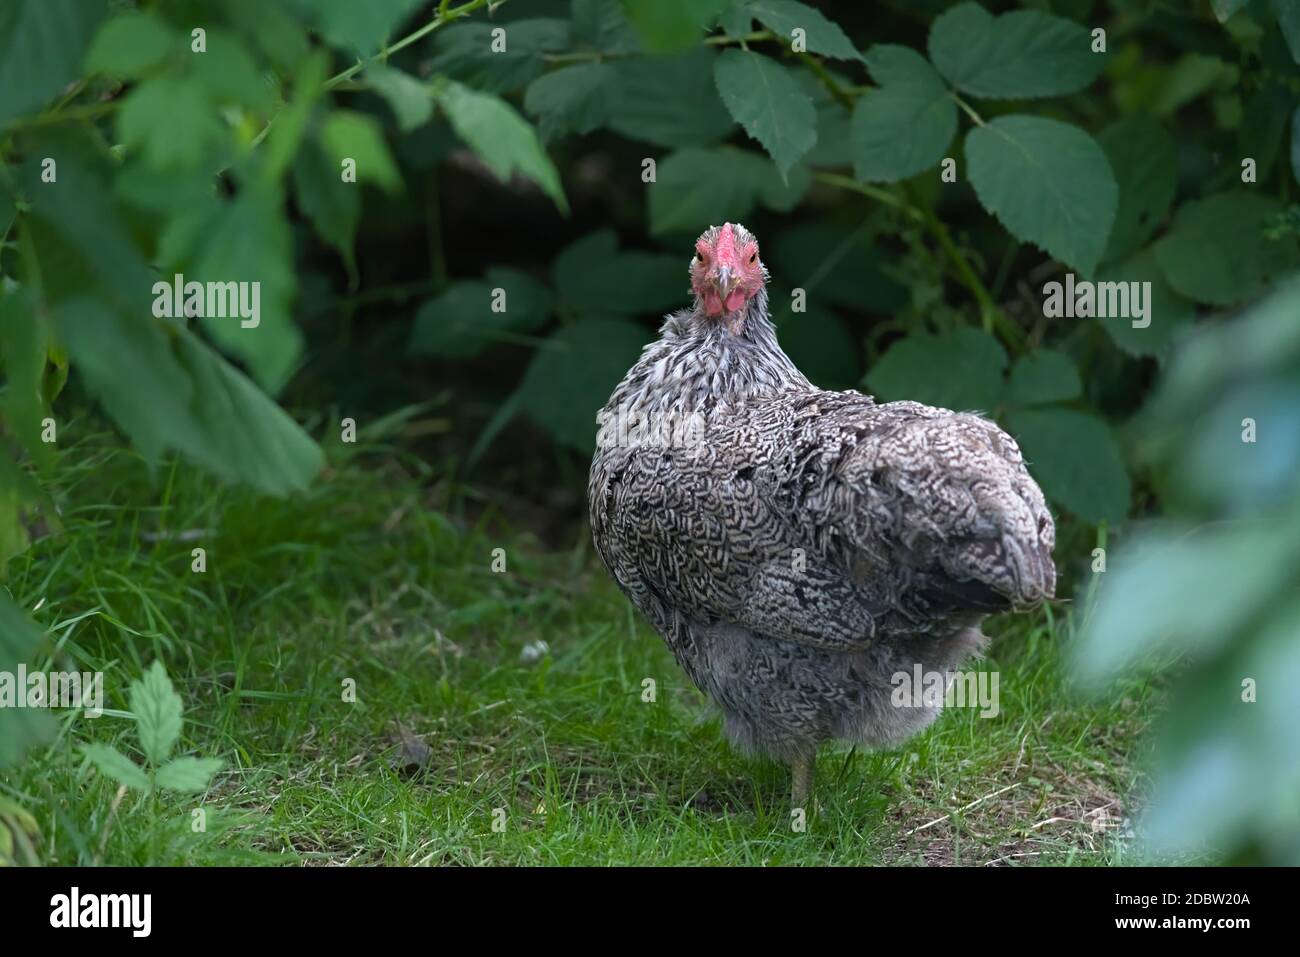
[
  {"xmin": 1043, "ymin": 273, "xmax": 1151, "ymax": 329},
  {"xmin": 0, "ymin": 665, "xmax": 103, "ymax": 717},
  {"xmin": 891, "ymin": 666, "xmax": 1000, "ymax": 718},
  {"xmin": 596, "ymin": 403, "xmax": 706, "ymax": 450},
  {"xmin": 151, "ymin": 272, "xmax": 260, "ymax": 328}
]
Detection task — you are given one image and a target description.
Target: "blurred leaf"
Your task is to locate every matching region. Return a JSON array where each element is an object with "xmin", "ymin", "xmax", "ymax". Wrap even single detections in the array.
[
  {"xmin": 554, "ymin": 230, "xmax": 683, "ymax": 314},
  {"xmin": 524, "ymin": 63, "xmax": 616, "ymax": 141},
  {"xmin": 428, "ymin": 19, "xmax": 570, "ymax": 93},
  {"xmin": 118, "ymin": 77, "xmax": 224, "ymax": 170},
  {"xmin": 320, "ymin": 109, "xmax": 403, "ymax": 194},
  {"xmin": 225, "ymin": 0, "xmax": 309, "ymax": 71},
  {"xmin": 0, "ymin": 593, "xmax": 54, "ymax": 768},
  {"xmin": 0, "ymin": 0, "xmax": 106, "ymax": 129},
  {"xmin": 928, "ymin": 3, "xmax": 1105, "ymax": 99},
  {"xmin": 775, "ymin": 304, "xmax": 861, "ymax": 390},
  {"xmin": 409, "ymin": 268, "xmax": 554, "ymax": 358},
  {"xmin": 55, "ymin": 298, "xmax": 323, "ymax": 496},
  {"xmin": 746, "ymin": 1, "xmax": 861, "ymax": 60},
  {"xmin": 866, "ymin": 328, "xmax": 1007, "ymax": 412},
  {"xmin": 434, "ymin": 80, "xmax": 568, "ymax": 213},
  {"xmin": 1239, "ymin": 83, "xmax": 1295, "ymax": 182},
  {"xmin": 1098, "ymin": 113, "xmax": 1176, "ymax": 265},
  {"xmin": 768, "ymin": 223, "xmax": 908, "ymax": 313},
  {"xmin": 188, "ymin": 28, "xmax": 273, "ymax": 112},
  {"xmin": 1276, "ymin": 0, "xmax": 1300, "ymax": 63},
  {"xmin": 1293, "ymin": 105, "xmax": 1300, "ymax": 187},
  {"xmin": 571, "ymin": 0, "xmax": 642, "ymax": 54},
  {"xmin": 84, "ymin": 11, "xmax": 180, "ymax": 78},
  {"xmin": 1154, "ymin": 191, "xmax": 1300, "ymax": 305},
  {"xmin": 1005, "ymin": 407, "xmax": 1129, "ymax": 524},
  {"xmin": 648, "ymin": 147, "xmax": 810, "ymax": 236},
  {"xmin": 1211, "ymin": 0, "xmax": 1249, "ymax": 21},
  {"xmin": 607, "ymin": 48, "xmax": 734, "ymax": 147},
  {"xmin": 852, "ymin": 45, "xmax": 956, "ymax": 183},
  {"xmin": 312, "ymin": 0, "xmax": 423, "ymax": 56},
  {"xmin": 156, "ymin": 756, "xmax": 224, "ymax": 793},
  {"xmin": 1094, "ymin": 247, "xmax": 1196, "ymax": 358},
  {"xmin": 621, "ymin": 0, "xmax": 728, "ymax": 52},
  {"xmin": 81, "ymin": 743, "xmax": 150, "ymax": 791},
  {"xmin": 366, "ymin": 64, "xmax": 433, "ymax": 132},
  {"xmin": 0, "ymin": 288, "xmax": 52, "ymax": 466},
  {"xmin": 293, "ymin": 137, "xmax": 360, "ymax": 279},
  {"xmin": 130, "ymin": 661, "xmax": 183, "ymax": 766},
  {"xmin": 966, "ymin": 116, "xmax": 1117, "ymax": 275},
  {"xmin": 515, "ymin": 318, "xmax": 649, "ymax": 453},
  {"xmin": 714, "ymin": 49, "xmax": 817, "ymax": 178},
  {"xmin": 1005, "ymin": 349, "xmax": 1081, "ymax": 405}
]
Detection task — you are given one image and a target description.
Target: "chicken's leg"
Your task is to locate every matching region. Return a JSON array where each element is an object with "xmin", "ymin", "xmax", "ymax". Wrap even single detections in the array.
[{"xmin": 790, "ymin": 754, "xmax": 815, "ymax": 809}]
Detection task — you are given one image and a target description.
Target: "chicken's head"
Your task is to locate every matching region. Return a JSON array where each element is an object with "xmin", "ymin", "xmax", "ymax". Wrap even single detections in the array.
[{"xmin": 690, "ymin": 222, "xmax": 767, "ymax": 318}]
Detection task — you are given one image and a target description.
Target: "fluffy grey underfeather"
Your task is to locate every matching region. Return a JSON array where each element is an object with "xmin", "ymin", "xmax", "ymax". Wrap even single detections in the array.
[{"xmin": 588, "ymin": 266, "xmax": 1055, "ymax": 763}]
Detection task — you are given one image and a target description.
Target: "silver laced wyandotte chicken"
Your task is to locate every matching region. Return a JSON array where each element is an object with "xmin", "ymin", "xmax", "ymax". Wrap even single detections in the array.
[{"xmin": 588, "ymin": 223, "xmax": 1056, "ymax": 807}]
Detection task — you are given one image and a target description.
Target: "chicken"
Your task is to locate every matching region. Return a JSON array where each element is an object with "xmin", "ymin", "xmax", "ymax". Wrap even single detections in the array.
[{"xmin": 588, "ymin": 223, "xmax": 1055, "ymax": 807}]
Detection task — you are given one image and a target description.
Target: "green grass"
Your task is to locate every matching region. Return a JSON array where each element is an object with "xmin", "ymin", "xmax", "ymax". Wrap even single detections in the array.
[{"xmin": 1, "ymin": 428, "xmax": 1166, "ymax": 865}]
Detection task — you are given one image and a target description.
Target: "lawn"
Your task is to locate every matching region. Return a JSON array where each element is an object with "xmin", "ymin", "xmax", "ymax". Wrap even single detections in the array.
[{"xmin": 2, "ymin": 427, "xmax": 1164, "ymax": 866}]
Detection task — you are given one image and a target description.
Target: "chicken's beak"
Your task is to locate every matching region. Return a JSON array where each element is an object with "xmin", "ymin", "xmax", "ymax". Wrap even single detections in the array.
[{"xmin": 712, "ymin": 265, "xmax": 737, "ymax": 300}]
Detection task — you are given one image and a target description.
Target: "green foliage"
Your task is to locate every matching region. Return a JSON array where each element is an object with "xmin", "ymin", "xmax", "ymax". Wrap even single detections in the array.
[
  {"xmin": 714, "ymin": 49, "xmax": 817, "ymax": 178},
  {"xmin": 852, "ymin": 46, "xmax": 956, "ymax": 183}
]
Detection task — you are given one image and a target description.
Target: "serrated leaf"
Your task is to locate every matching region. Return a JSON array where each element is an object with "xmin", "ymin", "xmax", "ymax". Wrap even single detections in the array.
[
  {"xmin": 1094, "ymin": 248, "xmax": 1195, "ymax": 358},
  {"xmin": 714, "ymin": 49, "xmax": 817, "ymax": 178},
  {"xmin": 1098, "ymin": 114, "xmax": 1176, "ymax": 265},
  {"xmin": 81, "ymin": 743, "xmax": 151, "ymax": 792},
  {"xmin": 85, "ymin": 11, "xmax": 180, "ymax": 78},
  {"xmin": 746, "ymin": 0, "xmax": 861, "ymax": 60},
  {"xmin": 648, "ymin": 147, "xmax": 810, "ymax": 236},
  {"xmin": 1005, "ymin": 407, "xmax": 1129, "ymax": 524},
  {"xmin": 865, "ymin": 328, "xmax": 1007, "ymax": 412},
  {"xmin": 607, "ymin": 48, "xmax": 734, "ymax": 147},
  {"xmin": 852, "ymin": 45, "xmax": 956, "ymax": 183},
  {"xmin": 515, "ymin": 318, "xmax": 650, "ymax": 453},
  {"xmin": 966, "ymin": 115, "xmax": 1117, "ymax": 275},
  {"xmin": 320, "ymin": 110, "xmax": 402, "ymax": 194},
  {"xmin": 553, "ymin": 231, "xmax": 684, "ymax": 314},
  {"xmin": 428, "ymin": 19, "xmax": 570, "ymax": 93},
  {"xmin": 928, "ymin": 2, "xmax": 1105, "ymax": 99},
  {"xmin": 409, "ymin": 268, "xmax": 554, "ymax": 358},
  {"xmin": 156, "ymin": 756, "xmax": 224, "ymax": 793},
  {"xmin": 0, "ymin": 0, "xmax": 107, "ymax": 129},
  {"xmin": 129, "ymin": 661, "xmax": 183, "ymax": 766},
  {"xmin": 621, "ymin": 0, "xmax": 728, "ymax": 52},
  {"xmin": 1005, "ymin": 350, "xmax": 1081, "ymax": 406},
  {"xmin": 367, "ymin": 64, "xmax": 433, "ymax": 132},
  {"xmin": 435, "ymin": 80, "xmax": 568, "ymax": 214},
  {"xmin": 523, "ymin": 63, "xmax": 616, "ymax": 141},
  {"xmin": 1153, "ymin": 192, "xmax": 1300, "ymax": 305}
]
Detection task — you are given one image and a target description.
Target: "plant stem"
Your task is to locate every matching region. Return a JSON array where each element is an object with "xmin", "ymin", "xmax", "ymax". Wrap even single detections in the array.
[{"xmin": 951, "ymin": 92, "xmax": 985, "ymax": 126}]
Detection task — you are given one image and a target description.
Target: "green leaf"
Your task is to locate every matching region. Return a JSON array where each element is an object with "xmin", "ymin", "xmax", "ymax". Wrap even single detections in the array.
[
  {"xmin": 553, "ymin": 231, "xmax": 684, "ymax": 315},
  {"xmin": 55, "ymin": 298, "xmax": 324, "ymax": 496},
  {"xmin": 1005, "ymin": 407, "xmax": 1129, "ymax": 524},
  {"xmin": 648, "ymin": 147, "xmax": 810, "ymax": 236},
  {"xmin": 1098, "ymin": 114, "xmax": 1176, "ymax": 265},
  {"xmin": 1153, "ymin": 192, "xmax": 1300, "ymax": 306},
  {"xmin": 928, "ymin": 2, "xmax": 1105, "ymax": 99},
  {"xmin": 0, "ymin": 289, "xmax": 53, "ymax": 466},
  {"xmin": 0, "ymin": 593, "xmax": 54, "ymax": 768},
  {"xmin": 1239, "ymin": 83, "xmax": 1295, "ymax": 182},
  {"xmin": 745, "ymin": 1, "xmax": 861, "ymax": 60},
  {"xmin": 81, "ymin": 743, "xmax": 151, "ymax": 792},
  {"xmin": 156, "ymin": 756, "xmax": 224, "ymax": 793},
  {"xmin": 768, "ymin": 223, "xmax": 908, "ymax": 313},
  {"xmin": 1005, "ymin": 350, "xmax": 1081, "ymax": 406},
  {"xmin": 312, "ymin": 0, "xmax": 423, "ymax": 56},
  {"xmin": 621, "ymin": 0, "xmax": 728, "ymax": 52},
  {"xmin": 428, "ymin": 19, "xmax": 570, "ymax": 93},
  {"xmin": 966, "ymin": 116, "xmax": 1117, "ymax": 275},
  {"xmin": 514, "ymin": 318, "xmax": 650, "ymax": 453},
  {"xmin": 157, "ymin": 182, "xmax": 302, "ymax": 395},
  {"xmin": 852, "ymin": 45, "xmax": 956, "ymax": 183},
  {"xmin": 775, "ymin": 304, "xmax": 861, "ymax": 391},
  {"xmin": 434, "ymin": 80, "xmax": 568, "ymax": 214},
  {"xmin": 0, "ymin": 0, "xmax": 107, "ymax": 129},
  {"xmin": 320, "ymin": 110, "xmax": 403, "ymax": 195},
  {"xmin": 85, "ymin": 11, "xmax": 180, "ymax": 78},
  {"xmin": 118, "ymin": 77, "xmax": 224, "ymax": 170},
  {"xmin": 1276, "ymin": 0, "xmax": 1300, "ymax": 64},
  {"xmin": 865, "ymin": 328, "xmax": 1007, "ymax": 412},
  {"xmin": 572, "ymin": 0, "xmax": 642, "ymax": 54},
  {"xmin": 293, "ymin": 137, "xmax": 361, "ymax": 279},
  {"xmin": 1094, "ymin": 248, "xmax": 1195, "ymax": 358},
  {"xmin": 129, "ymin": 661, "xmax": 183, "ymax": 766},
  {"xmin": 524, "ymin": 63, "xmax": 616, "ymax": 141},
  {"xmin": 606, "ymin": 48, "xmax": 735, "ymax": 147},
  {"xmin": 713, "ymin": 49, "xmax": 817, "ymax": 178},
  {"xmin": 1211, "ymin": 0, "xmax": 1249, "ymax": 22},
  {"xmin": 409, "ymin": 268, "xmax": 555, "ymax": 358},
  {"xmin": 366, "ymin": 64, "xmax": 433, "ymax": 132},
  {"xmin": 188, "ymin": 28, "xmax": 272, "ymax": 112},
  {"xmin": 1293, "ymin": 105, "xmax": 1300, "ymax": 187}
]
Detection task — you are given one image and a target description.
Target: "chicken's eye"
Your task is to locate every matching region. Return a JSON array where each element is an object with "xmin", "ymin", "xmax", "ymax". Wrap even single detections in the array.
[
  {"xmin": 695, "ymin": 251, "xmax": 705, "ymax": 263},
  {"xmin": 749, "ymin": 253, "xmax": 757, "ymax": 264}
]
